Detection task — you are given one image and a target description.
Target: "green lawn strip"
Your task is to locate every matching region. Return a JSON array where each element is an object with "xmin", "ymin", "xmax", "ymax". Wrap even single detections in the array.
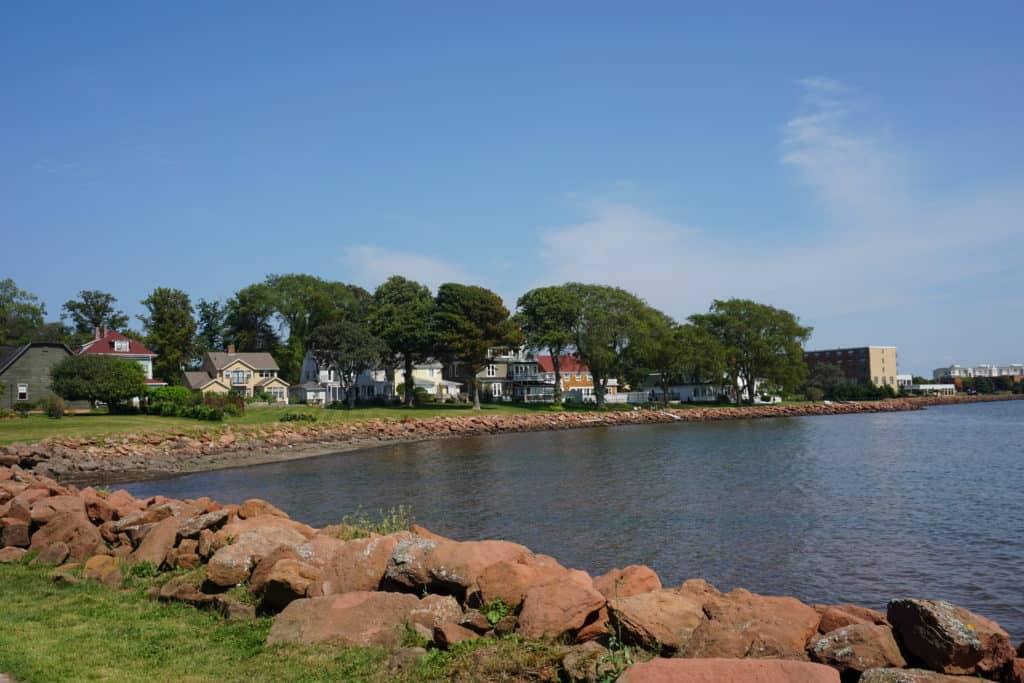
[{"xmin": 0, "ymin": 564, "xmax": 569, "ymax": 683}]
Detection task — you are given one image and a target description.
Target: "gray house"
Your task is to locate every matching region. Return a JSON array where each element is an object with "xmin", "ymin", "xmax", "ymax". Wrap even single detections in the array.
[{"xmin": 0, "ymin": 342, "xmax": 76, "ymax": 409}]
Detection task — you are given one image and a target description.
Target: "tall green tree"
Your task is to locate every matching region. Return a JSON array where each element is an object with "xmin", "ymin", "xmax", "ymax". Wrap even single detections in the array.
[
  {"xmin": 308, "ymin": 320, "xmax": 386, "ymax": 409},
  {"xmin": 567, "ymin": 284, "xmax": 649, "ymax": 408},
  {"xmin": 50, "ymin": 355, "xmax": 146, "ymax": 408},
  {"xmin": 139, "ymin": 288, "xmax": 196, "ymax": 384},
  {"xmin": 194, "ymin": 299, "xmax": 226, "ymax": 359},
  {"xmin": 61, "ymin": 290, "xmax": 129, "ymax": 339},
  {"xmin": 515, "ymin": 285, "xmax": 581, "ymax": 404},
  {"xmin": 0, "ymin": 279, "xmax": 47, "ymax": 346},
  {"xmin": 433, "ymin": 283, "xmax": 522, "ymax": 410},
  {"xmin": 805, "ymin": 362, "xmax": 848, "ymax": 400},
  {"xmin": 690, "ymin": 299, "xmax": 812, "ymax": 403},
  {"xmin": 224, "ymin": 284, "xmax": 281, "ymax": 354},
  {"xmin": 371, "ymin": 276, "xmax": 436, "ymax": 407}
]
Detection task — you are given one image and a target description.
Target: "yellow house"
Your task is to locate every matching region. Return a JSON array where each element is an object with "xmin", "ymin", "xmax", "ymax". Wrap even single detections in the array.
[{"xmin": 183, "ymin": 345, "xmax": 289, "ymax": 403}]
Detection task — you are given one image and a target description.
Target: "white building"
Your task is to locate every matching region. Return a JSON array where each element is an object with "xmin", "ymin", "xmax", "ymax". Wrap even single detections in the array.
[
  {"xmin": 296, "ymin": 351, "xmax": 393, "ymax": 405},
  {"xmin": 933, "ymin": 364, "xmax": 1024, "ymax": 380}
]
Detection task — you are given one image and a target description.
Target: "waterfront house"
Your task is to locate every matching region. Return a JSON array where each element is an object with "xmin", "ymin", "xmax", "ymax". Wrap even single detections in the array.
[
  {"xmin": 0, "ymin": 341, "xmax": 84, "ymax": 410},
  {"xmin": 295, "ymin": 351, "xmax": 393, "ymax": 405},
  {"xmin": 804, "ymin": 346, "xmax": 899, "ymax": 389},
  {"xmin": 183, "ymin": 345, "xmax": 289, "ymax": 403},
  {"xmin": 537, "ymin": 354, "xmax": 618, "ymax": 403},
  {"xmin": 77, "ymin": 326, "xmax": 167, "ymax": 388},
  {"xmin": 399, "ymin": 360, "xmax": 462, "ymax": 400}
]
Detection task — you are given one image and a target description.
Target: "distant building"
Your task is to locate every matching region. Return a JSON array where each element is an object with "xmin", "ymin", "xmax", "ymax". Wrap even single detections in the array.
[
  {"xmin": 183, "ymin": 345, "xmax": 289, "ymax": 403},
  {"xmin": 804, "ymin": 346, "xmax": 899, "ymax": 388},
  {"xmin": 295, "ymin": 351, "xmax": 394, "ymax": 405},
  {"xmin": 896, "ymin": 374, "xmax": 914, "ymax": 389},
  {"xmin": 932, "ymin": 364, "xmax": 1024, "ymax": 381},
  {"xmin": 0, "ymin": 342, "xmax": 83, "ymax": 410},
  {"xmin": 903, "ymin": 383, "xmax": 956, "ymax": 396},
  {"xmin": 536, "ymin": 354, "xmax": 618, "ymax": 402},
  {"xmin": 78, "ymin": 326, "xmax": 166, "ymax": 388}
]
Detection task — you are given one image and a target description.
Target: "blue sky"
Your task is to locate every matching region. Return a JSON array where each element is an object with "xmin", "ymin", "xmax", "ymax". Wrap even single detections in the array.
[{"xmin": 3, "ymin": 2, "xmax": 1022, "ymax": 375}]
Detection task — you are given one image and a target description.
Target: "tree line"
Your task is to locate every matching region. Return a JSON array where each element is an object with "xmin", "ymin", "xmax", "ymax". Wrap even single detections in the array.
[{"xmin": 0, "ymin": 276, "xmax": 813, "ymax": 409}]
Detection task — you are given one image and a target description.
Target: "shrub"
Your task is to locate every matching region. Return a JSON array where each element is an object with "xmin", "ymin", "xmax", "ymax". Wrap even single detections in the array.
[
  {"xmin": 146, "ymin": 385, "xmax": 193, "ymax": 406},
  {"xmin": 279, "ymin": 412, "xmax": 317, "ymax": 423},
  {"xmin": 12, "ymin": 401, "xmax": 33, "ymax": 417},
  {"xmin": 50, "ymin": 354, "xmax": 146, "ymax": 407},
  {"xmin": 328, "ymin": 506, "xmax": 414, "ymax": 540},
  {"xmin": 45, "ymin": 395, "xmax": 65, "ymax": 419},
  {"xmin": 203, "ymin": 393, "xmax": 244, "ymax": 417}
]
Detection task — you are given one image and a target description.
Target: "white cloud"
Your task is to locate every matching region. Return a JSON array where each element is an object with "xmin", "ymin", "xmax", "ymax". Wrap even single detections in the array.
[{"xmin": 341, "ymin": 245, "xmax": 473, "ymax": 293}]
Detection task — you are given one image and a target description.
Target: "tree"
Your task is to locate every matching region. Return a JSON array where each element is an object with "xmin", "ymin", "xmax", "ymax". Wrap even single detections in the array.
[
  {"xmin": 371, "ymin": 277, "xmax": 436, "ymax": 407},
  {"xmin": 566, "ymin": 284, "xmax": 649, "ymax": 408},
  {"xmin": 690, "ymin": 299, "xmax": 812, "ymax": 404},
  {"xmin": 195, "ymin": 299, "xmax": 226, "ymax": 358},
  {"xmin": 308, "ymin": 320, "xmax": 385, "ymax": 409},
  {"xmin": 224, "ymin": 284, "xmax": 281, "ymax": 354},
  {"xmin": 139, "ymin": 287, "xmax": 196, "ymax": 384},
  {"xmin": 61, "ymin": 290, "xmax": 129, "ymax": 339},
  {"xmin": 514, "ymin": 286, "xmax": 581, "ymax": 404},
  {"xmin": 432, "ymin": 283, "xmax": 522, "ymax": 410},
  {"xmin": 806, "ymin": 362, "xmax": 848, "ymax": 400},
  {"xmin": 0, "ymin": 279, "xmax": 48, "ymax": 346},
  {"xmin": 50, "ymin": 355, "xmax": 146, "ymax": 408}
]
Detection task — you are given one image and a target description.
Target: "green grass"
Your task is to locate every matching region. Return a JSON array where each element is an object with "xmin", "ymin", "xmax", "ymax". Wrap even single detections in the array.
[{"xmin": 0, "ymin": 563, "xmax": 566, "ymax": 683}]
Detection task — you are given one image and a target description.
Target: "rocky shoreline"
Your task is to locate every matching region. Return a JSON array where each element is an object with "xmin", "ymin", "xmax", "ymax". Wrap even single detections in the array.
[
  {"xmin": 1, "ymin": 463, "xmax": 1023, "ymax": 682},
  {"xmin": 1, "ymin": 394, "xmax": 1020, "ymax": 485}
]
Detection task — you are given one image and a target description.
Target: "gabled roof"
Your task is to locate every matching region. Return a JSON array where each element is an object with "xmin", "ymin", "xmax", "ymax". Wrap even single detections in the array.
[
  {"xmin": 206, "ymin": 351, "xmax": 279, "ymax": 371},
  {"xmin": 182, "ymin": 371, "xmax": 223, "ymax": 390},
  {"xmin": 79, "ymin": 330, "xmax": 156, "ymax": 358},
  {"xmin": 0, "ymin": 342, "xmax": 74, "ymax": 375},
  {"xmin": 537, "ymin": 355, "xmax": 590, "ymax": 374}
]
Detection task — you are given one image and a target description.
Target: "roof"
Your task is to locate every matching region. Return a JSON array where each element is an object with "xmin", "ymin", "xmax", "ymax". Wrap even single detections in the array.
[
  {"xmin": 537, "ymin": 355, "xmax": 590, "ymax": 374},
  {"xmin": 206, "ymin": 351, "xmax": 279, "ymax": 371},
  {"xmin": 255, "ymin": 376, "xmax": 289, "ymax": 388},
  {"xmin": 79, "ymin": 330, "xmax": 156, "ymax": 357},
  {"xmin": 0, "ymin": 342, "xmax": 74, "ymax": 375},
  {"xmin": 182, "ymin": 371, "xmax": 219, "ymax": 390}
]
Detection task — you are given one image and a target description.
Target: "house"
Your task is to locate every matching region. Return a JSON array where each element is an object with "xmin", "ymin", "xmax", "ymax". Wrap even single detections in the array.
[
  {"xmin": 641, "ymin": 372, "xmax": 780, "ymax": 404},
  {"xmin": 294, "ymin": 351, "xmax": 393, "ymax": 405},
  {"xmin": 183, "ymin": 345, "xmax": 289, "ymax": 403},
  {"xmin": 398, "ymin": 360, "xmax": 462, "ymax": 400},
  {"xmin": 0, "ymin": 342, "xmax": 84, "ymax": 410},
  {"xmin": 77, "ymin": 326, "xmax": 167, "ymax": 388},
  {"xmin": 537, "ymin": 354, "xmax": 619, "ymax": 402}
]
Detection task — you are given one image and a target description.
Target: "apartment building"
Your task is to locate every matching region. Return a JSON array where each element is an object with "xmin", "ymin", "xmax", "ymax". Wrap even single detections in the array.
[{"xmin": 804, "ymin": 346, "xmax": 899, "ymax": 388}]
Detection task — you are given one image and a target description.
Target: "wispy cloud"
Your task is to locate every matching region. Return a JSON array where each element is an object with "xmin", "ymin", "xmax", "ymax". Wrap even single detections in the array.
[{"xmin": 340, "ymin": 245, "xmax": 474, "ymax": 293}]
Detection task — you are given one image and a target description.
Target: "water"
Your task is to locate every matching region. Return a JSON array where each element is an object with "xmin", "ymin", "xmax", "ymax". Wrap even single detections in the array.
[{"xmin": 123, "ymin": 401, "xmax": 1024, "ymax": 639}]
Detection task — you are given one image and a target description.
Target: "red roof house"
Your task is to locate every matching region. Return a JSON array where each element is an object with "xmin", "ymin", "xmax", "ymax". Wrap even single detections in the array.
[{"xmin": 78, "ymin": 326, "xmax": 166, "ymax": 386}]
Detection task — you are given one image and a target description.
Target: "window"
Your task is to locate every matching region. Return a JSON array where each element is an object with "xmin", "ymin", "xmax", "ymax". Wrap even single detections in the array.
[
  {"xmin": 231, "ymin": 370, "xmax": 248, "ymax": 385},
  {"xmin": 486, "ymin": 365, "xmax": 496, "ymax": 377},
  {"xmin": 113, "ymin": 339, "xmax": 130, "ymax": 352},
  {"xmin": 17, "ymin": 384, "xmax": 28, "ymax": 401}
]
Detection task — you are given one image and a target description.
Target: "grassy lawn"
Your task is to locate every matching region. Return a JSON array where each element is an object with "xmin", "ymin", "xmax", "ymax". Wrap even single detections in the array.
[{"xmin": 0, "ymin": 563, "xmax": 565, "ymax": 683}]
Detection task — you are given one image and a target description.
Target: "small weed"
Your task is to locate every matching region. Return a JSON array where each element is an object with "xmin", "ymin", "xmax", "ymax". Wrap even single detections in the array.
[
  {"xmin": 224, "ymin": 583, "xmax": 259, "ymax": 607},
  {"xmin": 127, "ymin": 561, "xmax": 159, "ymax": 579},
  {"xmin": 328, "ymin": 505, "xmax": 414, "ymax": 540},
  {"xmin": 482, "ymin": 598, "xmax": 512, "ymax": 627}
]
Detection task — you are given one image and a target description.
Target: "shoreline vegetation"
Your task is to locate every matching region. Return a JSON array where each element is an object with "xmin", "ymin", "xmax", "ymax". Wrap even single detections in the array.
[
  {"xmin": 1, "ymin": 394, "xmax": 1021, "ymax": 485},
  {"xmin": 1, "ymin": 463, "xmax": 1022, "ymax": 683}
]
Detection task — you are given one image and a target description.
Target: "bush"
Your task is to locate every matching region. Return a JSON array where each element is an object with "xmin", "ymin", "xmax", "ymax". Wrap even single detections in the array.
[
  {"xmin": 45, "ymin": 395, "xmax": 65, "ymax": 419},
  {"xmin": 146, "ymin": 385, "xmax": 193, "ymax": 406},
  {"xmin": 12, "ymin": 401, "xmax": 33, "ymax": 417},
  {"xmin": 203, "ymin": 393, "xmax": 244, "ymax": 417},
  {"xmin": 279, "ymin": 412, "xmax": 317, "ymax": 423}
]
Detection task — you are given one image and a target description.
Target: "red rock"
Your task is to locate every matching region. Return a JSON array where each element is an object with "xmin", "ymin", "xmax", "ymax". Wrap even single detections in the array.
[
  {"xmin": 259, "ymin": 559, "xmax": 319, "ymax": 612},
  {"xmin": 0, "ymin": 517, "xmax": 30, "ymax": 547},
  {"xmin": 459, "ymin": 609, "xmax": 491, "ymax": 634},
  {"xmin": 809, "ymin": 623, "xmax": 906, "ymax": 673},
  {"xmin": 594, "ymin": 565, "xmax": 662, "ymax": 599},
  {"xmin": 105, "ymin": 489, "xmax": 142, "ymax": 518},
  {"xmin": 618, "ymin": 658, "xmax": 840, "ymax": 682},
  {"xmin": 110, "ymin": 504, "xmax": 176, "ymax": 533},
  {"xmin": 159, "ymin": 576, "xmax": 217, "ymax": 608},
  {"xmin": 82, "ymin": 554, "xmax": 123, "ymax": 588},
  {"xmin": 1005, "ymin": 659, "xmax": 1024, "ymax": 683},
  {"xmin": 409, "ymin": 524, "xmax": 451, "ymax": 542},
  {"xmin": 858, "ymin": 668, "xmax": 976, "ymax": 682},
  {"xmin": 213, "ymin": 515, "xmax": 314, "ymax": 546},
  {"xmin": 267, "ymin": 592, "xmax": 421, "ymax": 647},
  {"xmin": 29, "ymin": 495, "xmax": 85, "ymax": 525},
  {"xmin": 517, "ymin": 570, "xmax": 606, "ymax": 641},
  {"xmin": 175, "ymin": 552, "xmax": 200, "ymax": 569},
  {"xmin": 887, "ymin": 598, "xmax": 1014, "ymax": 675},
  {"xmin": 608, "ymin": 589, "xmax": 705, "ymax": 653},
  {"xmin": 384, "ymin": 537, "xmax": 531, "ymax": 598},
  {"xmin": 311, "ymin": 534, "xmax": 401, "ymax": 595},
  {"xmin": 197, "ymin": 528, "xmax": 215, "ymax": 558},
  {"xmin": 681, "ymin": 589, "xmax": 821, "ymax": 660},
  {"xmin": 30, "ymin": 542, "xmax": 70, "ymax": 565},
  {"xmin": 176, "ymin": 509, "xmax": 230, "ymax": 539},
  {"xmin": 206, "ymin": 531, "xmax": 287, "ymax": 587},
  {"xmin": 0, "ymin": 547, "xmax": 26, "ymax": 562},
  {"xmin": 433, "ymin": 622, "xmax": 478, "ymax": 649},
  {"xmin": 237, "ymin": 498, "xmax": 288, "ymax": 520},
  {"xmin": 576, "ymin": 606, "xmax": 611, "ymax": 642},
  {"xmin": 475, "ymin": 554, "xmax": 569, "ymax": 609},
  {"xmin": 131, "ymin": 516, "xmax": 178, "ymax": 568},
  {"xmin": 80, "ymin": 488, "xmax": 115, "ymax": 524},
  {"xmin": 814, "ymin": 603, "xmax": 889, "ymax": 632},
  {"xmin": 409, "ymin": 594, "xmax": 462, "ymax": 630},
  {"xmin": 29, "ymin": 512, "xmax": 103, "ymax": 562}
]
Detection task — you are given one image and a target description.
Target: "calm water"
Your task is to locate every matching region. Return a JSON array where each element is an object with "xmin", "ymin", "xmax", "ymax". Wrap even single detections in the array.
[{"xmin": 124, "ymin": 401, "xmax": 1024, "ymax": 638}]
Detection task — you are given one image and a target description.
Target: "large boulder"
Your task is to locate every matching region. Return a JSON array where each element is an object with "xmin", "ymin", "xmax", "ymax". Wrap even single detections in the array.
[
  {"xmin": 31, "ymin": 542, "xmax": 70, "ymax": 565},
  {"xmin": 29, "ymin": 512, "xmax": 103, "ymax": 562},
  {"xmin": 887, "ymin": 598, "xmax": 1014, "ymax": 675},
  {"xmin": 409, "ymin": 594, "xmax": 463, "ymax": 630},
  {"xmin": 475, "ymin": 554, "xmax": 570, "ymax": 609},
  {"xmin": 82, "ymin": 555, "xmax": 123, "ymax": 588},
  {"xmin": 858, "ymin": 669, "xmax": 976, "ymax": 682},
  {"xmin": 80, "ymin": 488, "xmax": 115, "ymax": 524},
  {"xmin": 0, "ymin": 547, "xmax": 26, "ymax": 563},
  {"xmin": 808, "ymin": 623, "xmax": 906, "ymax": 674},
  {"xmin": 213, "ymin": 515, "xmax": 314, "ymax": 546},
  {"xmin": 384, "ymin": 537, "xmax": 531, "ymax": 598},
  {"xmin": 618, "ymin": 658, "xmax": 840, "ymax": 682},
  {"xmin": 205, "ymin": 531, "xmax": 285, "ymax": 588},
  {"xmin": 593, "ymin": 565, "xmax": 662, "ymax": 599},
  {"xmin": 517, "ymin": 570, "xmax": 606, "ymax": 641},
  {"xmin": 310, "ymin": 534, "xmax": 402, "ymax": 595},
  {"xmin": 0, "ymin": 517, "xmax": 30, "ymax": 547},
  {"xmin": 814, "ymin": 603, "xmax": 889, "ymax": 633},
  {"xmin": 131, "ymin": 516, "xmax": 179, "ymax": 568},
  {"xmin": 177, "ymin": 510, "xmax": 230, "ymax": 539},
  {"xmin": 608, "ymin": 589, "xmax": 705, "ymax": 653},
  {"xmin": 29, "ymin": 495, "xmax": 86, "ymax": 525},
  {"xmin": 258, "ymin": 559, "xmax": 320, "ymax": 612},
  {"xmin": 433, "ymin": 622, "xmax": 478, "ymax": 649},
  {"xmin": 267, "ymin": 592, "xmax": 420, "ymax": 647},
  {"xmin": 237, "ymin": 499, "xmax": 288, "ymax": 519},
  {"xmin": 681, "ymin": 589, "xmax": 820, "ymax": 660}
]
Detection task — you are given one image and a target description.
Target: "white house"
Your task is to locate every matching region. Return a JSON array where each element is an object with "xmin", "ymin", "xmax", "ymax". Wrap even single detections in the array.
[{"xmin": 296, "ymin": 351, "xmax": 394, "ymax": 405}]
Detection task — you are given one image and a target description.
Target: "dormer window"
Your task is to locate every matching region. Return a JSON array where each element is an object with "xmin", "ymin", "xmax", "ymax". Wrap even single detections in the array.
[{"xmin": 113, "ymin": 339, "xmax": 130, "ymax": 352}]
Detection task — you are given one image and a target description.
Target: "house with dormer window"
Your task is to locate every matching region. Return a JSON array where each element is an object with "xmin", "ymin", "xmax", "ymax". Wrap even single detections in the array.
[
  {"xmin": 183, "ymin": 344, "xmax": 289, "ymax": 403},
  {"xmin": 77, "ymin": 326, "xmax": 166, "ymax": 388}
]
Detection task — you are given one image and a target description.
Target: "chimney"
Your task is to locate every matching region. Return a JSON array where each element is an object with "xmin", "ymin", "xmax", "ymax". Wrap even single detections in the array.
[
  {"xmin": 102, "ymin": 324, "xmax": 108, "ymax": 338},
  {"xmin": 94, "ymin": 326, "xmax": 101, "ymax": 341},
  {"xmin": 227, "ymin": 344, "xmax": 236, "ymax": 354}
]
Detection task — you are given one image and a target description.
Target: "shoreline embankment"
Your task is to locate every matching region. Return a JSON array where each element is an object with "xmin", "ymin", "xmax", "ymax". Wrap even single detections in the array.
[{"xmin": 1, "ymin": 393, "xmax": 1020, "ymax": 485}]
